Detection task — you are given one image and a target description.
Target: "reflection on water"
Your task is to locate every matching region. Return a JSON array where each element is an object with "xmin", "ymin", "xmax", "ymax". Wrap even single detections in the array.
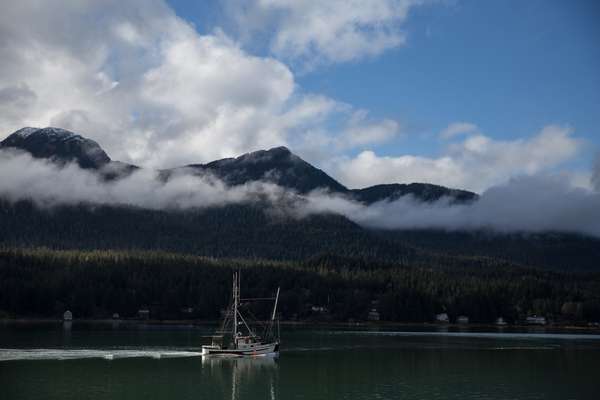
[
  {"xmin": 62, "ymin": 321, "xmax": 72, "ymax": 331},
  {"xmin": 202, "ymin": 356, "xmax": 278, "ymax": 400}
]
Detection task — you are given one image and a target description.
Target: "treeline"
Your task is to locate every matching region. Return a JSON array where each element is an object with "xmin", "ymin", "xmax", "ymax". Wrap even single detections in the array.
[{"xmin": 1, "ymin": 248, "xmax": 599, "ymax": 323}]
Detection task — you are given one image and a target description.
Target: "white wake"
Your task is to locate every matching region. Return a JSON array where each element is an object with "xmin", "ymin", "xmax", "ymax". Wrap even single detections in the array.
[{"xmin": 0, "ymin": 348, "xmax": 203, "ymax": 362}]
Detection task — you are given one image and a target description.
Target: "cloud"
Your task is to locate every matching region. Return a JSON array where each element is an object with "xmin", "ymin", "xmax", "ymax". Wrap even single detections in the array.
[
  {"xmin": 0, "ymin": 0, "xmax": 293, "ymax": 167},
  {"xmin": 2, "ymin": 148, "xmax": 598, "ymax": 238},
  {"xmin": 0, "ymin": 0, "xmax": 401, "ymax": 170},
  {"xmin": 0, "ymin": 83, "xmax": 37, "ymax": 125},
  {"xmin": 439, "ymin": 122, "xmax": 478, "ymax": 140},
  {"xmin": 592, "ymin": 153, "xmax": 600, "ymax": 192},
  {"xmin": 345, "ymin": 176, "xmax": 600, "ymax": 237},
  {"xmin": 227, "ymin": 0, "xmax": 422, "ymax": 68},
  {"xmin": 294, "ymin": 174, "xmax": 600, "ymax": 238},
  {"xmin": 341, "ymin": 110, "xmax": 401, "ymax": 148},
  {"xmin": 289, "ymin": 108, "xmax": 401, "ymax": 162},
  {"xmin": 331, "ymin": 125, "xmax": 582, "ymax": 192},
  {"xmin": 0, "ymin": 149, "xmax": 289, "ymax": 209}
]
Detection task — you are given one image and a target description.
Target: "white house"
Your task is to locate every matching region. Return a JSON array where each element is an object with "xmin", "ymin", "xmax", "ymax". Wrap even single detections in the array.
[
  {"xmin": 435, "ymin": 313, "xmax": 449, "ymax": 322},
  {"xmin": 368, "ymin": 308, "xmax": 380, "ymax": 321},
  {"xmin": 525, "ymin": 315, "xmax": 546, "ymax": 325},
  {"xmin": 138, "ymin": 309, "xmax": 150, "ymax": 320}
]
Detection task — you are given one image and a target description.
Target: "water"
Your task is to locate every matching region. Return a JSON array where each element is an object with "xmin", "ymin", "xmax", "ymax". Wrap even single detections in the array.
[{"xmin": 1, "ymin": 322, "xmax": 599, "ymax": 399}]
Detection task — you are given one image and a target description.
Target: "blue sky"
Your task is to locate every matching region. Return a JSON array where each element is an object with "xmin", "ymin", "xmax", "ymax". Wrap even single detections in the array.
[
  {"xmin": 169, "ymin": 0, "xmax": 600, "ymax": 166},
  {"xmin": 1, "ymin": 0, "xmax": 598, "ymax": 192}
]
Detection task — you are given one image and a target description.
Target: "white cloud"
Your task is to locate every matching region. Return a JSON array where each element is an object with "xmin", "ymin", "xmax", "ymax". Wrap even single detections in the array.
[
  {"xmin": 331, "ymin": 125, "xmax": 582, "ymax": 192},
  {"xmin": 341, "ymin": 110, "xmax": 400, "ymax": 148},
  {"xmin": 592, "ymin": 153, "xmax": 600, "ymax": 192},
  {"xmin": 439, "ymin": 122, "xmax": 478, "ymax": 139},
  {"xmin": 227, "ymin": 0, "xmax": 422, "ymax": 68},
  {"xmin": 0, "ymin": 0, "xmax": 293, "ymax": 167},
  {"xmin": 320, "ymin": 175, "xmax": 600, "ymax": 237},
  {"xmin": 0, "ymin": 149, "xmax": 290, "ymax": 209},
  {"xmin": 0, "ymin": 0, "xmax": 403, "ymax": 170},
  {"xmin": 287, "ymin": 108, "xmax": 401, "ymax": 165}
]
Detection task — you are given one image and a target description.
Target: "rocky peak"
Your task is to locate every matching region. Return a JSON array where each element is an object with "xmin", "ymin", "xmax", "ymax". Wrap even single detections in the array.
[{"xmin": 0, "ymin": 127, "xmax": 111, "ymax": 169}]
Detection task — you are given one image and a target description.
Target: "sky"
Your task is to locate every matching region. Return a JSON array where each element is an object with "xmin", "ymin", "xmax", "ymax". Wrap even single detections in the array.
[{"xmin": 0, "ymin": 0, "xmax": 599, "ymax": 193}]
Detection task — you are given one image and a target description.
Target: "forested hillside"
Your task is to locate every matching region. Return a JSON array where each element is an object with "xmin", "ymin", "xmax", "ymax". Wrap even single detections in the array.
[
  {"xmin": 1, "ymin": 127, "xmax": 599, "ymax": 323},
  {"xmin": 1, "ymin": 248, "xmax": 599, "ymax": 323},
  {"xmin": 1, "ymin": 199, "xmax": 599, "ymax": 271}
]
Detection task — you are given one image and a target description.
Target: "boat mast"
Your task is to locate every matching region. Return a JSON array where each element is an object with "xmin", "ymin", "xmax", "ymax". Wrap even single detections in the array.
[
  {"xmin": 271, "ymin": 287, "xmax": 280, "ymax": 321},
  {"xmin": 233, "ymin": 271, "xmax": 238, "ymax": 341}
]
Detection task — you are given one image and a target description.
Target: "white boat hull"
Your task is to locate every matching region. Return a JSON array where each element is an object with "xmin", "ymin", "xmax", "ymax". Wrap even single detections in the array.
[{"xmin": 202, "ymin": 342, "xmax": 279, "ymax": 357}]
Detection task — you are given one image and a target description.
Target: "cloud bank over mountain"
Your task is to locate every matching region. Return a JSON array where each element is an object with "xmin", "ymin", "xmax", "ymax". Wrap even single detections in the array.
[
  {"xmin": 0, "ymin": 0, "xmax": 400, "ymax": 172},
  {"xmin": 332, "ymin": 125, "xmax": 583, "ymax": 193},
  {"xmin": 1, "ymin": 147, "xmax": 598, "ymax": 237}
]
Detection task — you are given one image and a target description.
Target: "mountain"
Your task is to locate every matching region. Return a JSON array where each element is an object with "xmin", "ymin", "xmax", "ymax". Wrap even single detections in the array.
[
  {"xmin": 353, "ymin": 183, "xmax": 476, "ymax": 204},
  {"xmin": 1, "ymin": 126, "xmax": 598, "ymax": 272},
  {"xmin": 181, "ymin": 146, "xmax": 348, "ymax": 194},
  {"xmin": 0, "ymin": 127, "xmax": 140, "ymax": 180},
  {"xmin": 0, "ymin": 127, "xmax": 476, "ymax": 203},
  {"xmin": 0, "ymin": 127, "xmax": 111, "ymax": 169},
  {"xmin": 182, "ymin": 147, "xmax": 477, "ymax": 203}
]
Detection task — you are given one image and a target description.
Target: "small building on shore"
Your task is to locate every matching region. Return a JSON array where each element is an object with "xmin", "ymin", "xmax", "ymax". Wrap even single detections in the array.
[
  {"xmin": 495, "ymin": 317, "xmax": 508, "ymax": 326},
  {"xmin": 525, "ymin": 315, "xmax": 547, "ymax": 325},
  {"xmin": 138, "ymin": 308, "xmax": 150, "ymax": 320},
  {"xmin": 181, "ymin": 307, "xmax": 194, "ymax": 315},
  {"xmin": 435, "ymin": 313, "xmax": 449, "ymax": 323},
  {"xmin": 368, "ymin": 308, "xmax": 380, "ymax": 321},
  {"xmin": 63, "ymin": 310, "xmax": 73, "ymax": 321},
  {"xmin": 457, "ymin": 315, "xmax": 469, "ymax": 324}
]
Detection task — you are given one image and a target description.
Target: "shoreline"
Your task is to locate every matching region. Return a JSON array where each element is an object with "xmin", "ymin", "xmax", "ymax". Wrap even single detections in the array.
[{"xmin": 2, "ymin": 318, "xmax": 600, "ymax": 333}]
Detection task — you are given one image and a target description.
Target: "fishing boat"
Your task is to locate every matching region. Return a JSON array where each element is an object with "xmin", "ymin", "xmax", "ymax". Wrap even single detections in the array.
[{"xmin": 202, "ymin": 271, "xmax": 280, "ymax": 357}]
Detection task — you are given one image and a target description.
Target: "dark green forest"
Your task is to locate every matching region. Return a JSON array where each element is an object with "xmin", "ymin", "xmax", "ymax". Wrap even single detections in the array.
[
  {"xmin": 1, "ymin": 248, "xmax": 599, "ymax": 323},
  {"xmin": 2, "ymin": 198, "xmax": 600, "ymax": 324},
  {"xmin": 2, "ymin": 199, "xmax": 599, "ymax": 271}
]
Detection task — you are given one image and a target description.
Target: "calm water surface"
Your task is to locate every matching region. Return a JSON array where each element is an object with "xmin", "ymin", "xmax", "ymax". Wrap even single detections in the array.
[{"xmin": 1, "ymin": 322, "xmax": 599, "ymax": 399}]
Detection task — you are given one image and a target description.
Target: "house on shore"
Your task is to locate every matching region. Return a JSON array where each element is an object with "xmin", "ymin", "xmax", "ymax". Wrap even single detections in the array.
[
  {"xmin": 368, "ymin": 308, "xmax": 380, "ymax": 321},
  {"xmin": 311, "ymin": 305, "xmax": 328, "ymax": 313},
  {"xmin": 138, "ymin": 308, "xmax": 150, "ymax": 320},
  {"xmin": 525, "ymin": 315, "xmax": 547, "ymax": 325},
  {"xmin": 457, "ymin": 315, "xmax": 469, "ymax": 324},
  {"xmin": 63, "ymin": 310, "xmax": 73, "ymax": 321},
  {"xmin": 435, "ymin": 313, "xmax": 449, "ymax": 323}
]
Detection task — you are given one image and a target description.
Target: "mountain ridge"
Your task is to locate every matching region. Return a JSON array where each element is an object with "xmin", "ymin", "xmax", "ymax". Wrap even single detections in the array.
[
  {"xmin": 0, "ymin": 127, "xmax": 598, "ymax": 272},
  {"xmin": 1, "ymin": 127, "xmax": 477, "ymax": 204}
]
